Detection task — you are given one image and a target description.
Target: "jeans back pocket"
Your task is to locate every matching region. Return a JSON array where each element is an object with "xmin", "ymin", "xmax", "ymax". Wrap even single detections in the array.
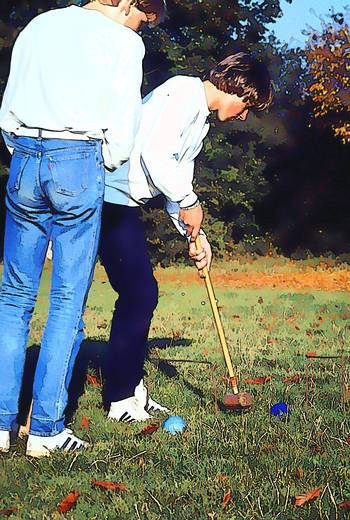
[
  {"xmin": 49, "ymin": 151, "xmax": 90, "ymax": 197},
  {"xmin": 7, "ymin": 150, "xmax": 30, "ymax": 193}
]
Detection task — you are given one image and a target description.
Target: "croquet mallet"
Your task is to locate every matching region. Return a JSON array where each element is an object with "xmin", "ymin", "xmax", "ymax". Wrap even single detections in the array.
[{"xmin": 196, "ymin": 237, "xmax": 252, "ymax": 410}]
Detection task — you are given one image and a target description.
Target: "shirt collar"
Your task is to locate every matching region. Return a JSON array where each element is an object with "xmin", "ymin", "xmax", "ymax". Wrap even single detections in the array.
[{"xmin": 196, "ymin": 77, "xmax": 210, "ymax": 119}]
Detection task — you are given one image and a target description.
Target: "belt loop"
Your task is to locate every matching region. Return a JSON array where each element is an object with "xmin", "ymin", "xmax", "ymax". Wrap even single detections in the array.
[{"xmin": 38, "ymin": 128, "xmax": 42, "ymax": 142}]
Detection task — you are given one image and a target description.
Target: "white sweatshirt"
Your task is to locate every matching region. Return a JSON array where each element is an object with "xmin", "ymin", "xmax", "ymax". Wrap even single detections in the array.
[
  {"xmin": 0, "ymin": 5, "xmax": 145, "ymax": 170},
  {"xmin": 104, "ymin": 75, "xmax": 210, "ymax": 236}
]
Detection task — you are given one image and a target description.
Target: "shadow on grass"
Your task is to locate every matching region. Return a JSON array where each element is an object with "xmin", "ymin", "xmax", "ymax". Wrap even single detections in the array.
[
  {"xmin": 151, "ymin": 359, "xmax": 234, "ymax": 413},
  {"xmin": 148, "ymin": 337, "xmax": 193, "ymax": 350},
  {"xmin": 17, "ymin": 336, "xmax": 197, "ymax": 425}
]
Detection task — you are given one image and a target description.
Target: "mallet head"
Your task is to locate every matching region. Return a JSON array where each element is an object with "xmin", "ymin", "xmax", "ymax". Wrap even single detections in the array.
[{"xmin": 223, "ymin": 392, "xmax": 253, "ymax": 410}]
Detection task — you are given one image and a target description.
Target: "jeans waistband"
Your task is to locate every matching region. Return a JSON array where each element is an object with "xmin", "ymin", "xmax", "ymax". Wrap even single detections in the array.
[
  {"xmin": 14, "ymin": 127, "xmax": 90, "ymax": 141},
  {"xmin": 2, "ymin": 130, "xmax": 101, "ymax": 158}
]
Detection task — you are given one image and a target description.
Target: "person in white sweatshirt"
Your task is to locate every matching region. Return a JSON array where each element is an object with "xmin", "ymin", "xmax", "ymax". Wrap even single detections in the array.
[
  {"xmin": 100, "ymin": 52, "xmax": 273, "ymax": 422},
  {"xmin": 0, "ymin": 0, "xmax": 166, "ymax": 457}
]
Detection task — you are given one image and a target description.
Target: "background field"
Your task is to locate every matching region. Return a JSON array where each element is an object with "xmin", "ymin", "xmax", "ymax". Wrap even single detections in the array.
[{"xmin": 0, "ymin": 258, "xmax": 350, "ymax": 519}]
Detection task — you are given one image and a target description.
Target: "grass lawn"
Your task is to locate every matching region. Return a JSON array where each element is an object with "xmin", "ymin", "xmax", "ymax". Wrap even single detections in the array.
[{"xmin": 0, "ymin": 258, "xmax": 350, "ymax": 519}]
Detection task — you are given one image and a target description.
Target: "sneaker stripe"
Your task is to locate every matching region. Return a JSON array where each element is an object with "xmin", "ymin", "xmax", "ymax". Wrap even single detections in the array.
[
  {"xmin": 119, "ymin": 412, "xmax": 129, "ymax": 421},
  {"xmin": 69, "ymin": 440, "xmax": 78, "ymax": 451},
  {"xmin": 61, "ymin": 436, "xmax": 72, "ymax": 450}
]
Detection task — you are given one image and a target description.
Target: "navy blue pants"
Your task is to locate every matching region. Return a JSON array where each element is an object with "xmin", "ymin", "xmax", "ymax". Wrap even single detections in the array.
[{"xmin": 99, "ymin": 202, "xmax": 158, "ymax": 402}]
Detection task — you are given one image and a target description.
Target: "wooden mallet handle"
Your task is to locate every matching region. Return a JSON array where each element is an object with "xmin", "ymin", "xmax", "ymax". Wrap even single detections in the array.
[{"xmin": 195, "ymin": 237, "xmax": 238, "ymax": 394}]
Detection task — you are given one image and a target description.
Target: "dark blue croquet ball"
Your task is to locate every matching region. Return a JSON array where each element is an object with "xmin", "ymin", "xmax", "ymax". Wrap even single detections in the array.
[
  {"xmin": 162, "ymin": 415, "xmax": 187, "ymax": 434},
  {"xmin": 270, "ymin": 402, "xmax": 289, "ymax": 418}
]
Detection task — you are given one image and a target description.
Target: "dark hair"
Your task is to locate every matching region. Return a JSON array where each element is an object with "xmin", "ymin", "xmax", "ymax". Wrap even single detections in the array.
[
  {"xmin": 134, "ymin": 0, "xmax": 166, "ymax": 26},
  {"xmin": 205, "ymin": 52, "xmax": 274, "ymax": 111},
  {"xmin": 96, "ymin": 0, "xmax": 166, "ymax": 26}
]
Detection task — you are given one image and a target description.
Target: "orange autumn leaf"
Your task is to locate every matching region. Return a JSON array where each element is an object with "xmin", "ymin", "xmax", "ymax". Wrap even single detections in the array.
[
  {"xmin": 283, "ymin": 374, "xmax": 301, "ymax": 384},
  {"xmin": 138, "ymin": 423, "xmax": 160, "ymax": 436},
  {"xmin": 80, "ymin": 416, "xmax": 89, "ymax": 429},
  {"xmin": 138, "ymin": 456, "xmax": 146, "ymax": 468},
  {"xmin": 86, "ymin": 374, "xmax": 101, "ymax": 388},
  {"xmin": 261, "ymin": 444, "xmax": 274, "ymax": 452},
  {"xmin": 203, "ymin": 347, "xmax": 209, "ymax": 357},
  {"xmin": 216, "ymin": 474, "xmax": 229, "ymax": 482},
  {"xmin": 311, "ymin": 445, "xmax": 325, "ymax": 455},
  {"xmin": 295, "ymin": 487, "xmax": 321, "ymax": 506},
  {"xmin": 222, "ymin": 489, "xmax": 232, "ymax": 508},
  {"xmin": 57, "ymin": 491, "xmax": 79, "ymax": 514},
  {"xmin": 339, "ymin": 501, "xmax": 350, "ymax": 509},
  {"xmin": 91, "ymin": 480, "xmax": 127, "ymax": 492},
  {"xmin": 306, "ymin": 352, "xmax": 317, "ymax": 358},
  {"xmin": 0, "ymin": 508, "xmax": 18, "ymax": 517},
  {"xmin": 267, "ymin": 338, "xmax": 277, "ymax": 345},
  {"xmin": 306, "ymin": 331, "xmax": 314, "ymax": 337},
  {"xmin": 243, "ymin": 375, "xmax": 272, "ymax": 385},
  {"xmin": 295, "ymin": 467, "xmax": 304, "ymax": 479},
  {"xmin": 345, "ymin": 437, "xmax": 350, "ymax": 445}
]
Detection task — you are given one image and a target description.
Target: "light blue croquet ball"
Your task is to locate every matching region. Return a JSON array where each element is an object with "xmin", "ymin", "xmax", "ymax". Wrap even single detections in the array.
[{"xmin": 162, "ymin": 415, "xmax": 187, "ymax": 435}]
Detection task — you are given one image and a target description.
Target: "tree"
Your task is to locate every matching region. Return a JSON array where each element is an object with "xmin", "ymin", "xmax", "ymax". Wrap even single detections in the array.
[{"xmin": 305, "ymin": 21, "xmax": 350, "ymax": 144}]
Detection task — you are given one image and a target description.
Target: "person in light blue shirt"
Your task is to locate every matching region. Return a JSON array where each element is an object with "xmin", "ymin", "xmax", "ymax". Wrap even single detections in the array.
[{"xmin": 99, "ymin": 53, "xmax": 274, "ymax": 422}]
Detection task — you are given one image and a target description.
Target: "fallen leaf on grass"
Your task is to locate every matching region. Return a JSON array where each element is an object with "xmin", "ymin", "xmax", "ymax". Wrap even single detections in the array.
[
  {"xmin": 261, "ymin": 444, "xmax": 274, "ymax": 452},
  {"xmin": 138, "ymin": 423, "xmax": 160, "ymax": 436},
  {"xmin": 311, "ymin": 445, "xmax": 325, "ymax": 455},
  {"xmin": 216, "ymin": 475, "xmax": 228, "ymax": 482},
  {"xmin": 342, "ymin": 386, "xmax": 350, "ymax": 401},
  {"xmin": 339, "ymin": 501, "xmax": 350, "ymax": 509},
  {"xmin": 138, "ymin": 456, "xmax": 145, "ymax": 468},
  {"xmin": 222, "ymin": 489, "xmax": 232, "ymax": 508},
  {"xmin": 97, "ymin": 322, "xmax": 108, "ymax": 329},
  {"xmin": 91, "ymin": 480, "xmax": 127, "ymax": 492},
  {"xmin": 306, "ymin": 331, "xmax": 314, "ymax": 337},
  {"xmin": 243, "ymin": 375, "xmax": 272, "ymax": 384},
  {"xmin": 203, "ymin": 347, "xmax": 209, "ymax": 357},
  {"xmin": 86, "ymin": 374, "xmax": 101, "ymax": 388},
  {"xmin": 306, "ymin": 352, "xmax": 317, "ymax": 358},
  {"xmin": 57, "ymin": 491, "xmax": 79, "ymax": 514},
  {"xmin": 345, "ymin": 437, "xmax": 350, "ymax": 445},
  {"xmin": 295, "ymin": 487, "xmax": 321, "ymax": 506},
  {"xmin": 283, "ymin": 374, "xmax": 301, "ymax": 383},
  {"xmin": 295, "ymin": 467, "xmax": 304, "ymax": 479},
  {"xmin": 80, "ymin": 416, "xmax": 89, "ymax": 429},
  {"xmin": 0, "ymin": 508, "xmax": 18, "ymax": 517}
]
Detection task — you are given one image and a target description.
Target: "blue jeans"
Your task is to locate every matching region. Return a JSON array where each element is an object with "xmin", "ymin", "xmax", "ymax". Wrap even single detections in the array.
[{"xmin": 0, "ymin": 132, "xmax": 105, "ymax": 436}]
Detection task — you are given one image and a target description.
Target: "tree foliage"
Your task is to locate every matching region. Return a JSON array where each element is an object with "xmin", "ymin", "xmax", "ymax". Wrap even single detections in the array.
[
  {"xmin": 305, "ymin": 22, "xmax": 350, "ymax": 144},
  {"xmin": 0, "ymin": 1, "xmax": 349, "ymax": 261}
]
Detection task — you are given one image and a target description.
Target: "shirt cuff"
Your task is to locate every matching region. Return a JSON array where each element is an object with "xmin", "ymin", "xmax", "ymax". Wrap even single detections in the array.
[{"xmin": 179, "ymin": 191, "xmax": 199, "ymax": 209}]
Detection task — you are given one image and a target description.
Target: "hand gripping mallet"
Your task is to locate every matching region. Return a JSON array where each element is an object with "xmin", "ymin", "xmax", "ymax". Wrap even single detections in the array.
[{"xmin": 195, "ymin": 237, "xmax": 252, "ymax": 410}]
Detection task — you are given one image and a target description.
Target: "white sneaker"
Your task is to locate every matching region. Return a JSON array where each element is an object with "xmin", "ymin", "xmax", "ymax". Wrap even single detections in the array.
[
  {"xmin": 135, "ymin": 379, "xmax": 170, "ymax": 414},
  {"xmin": 26, "ymin": 428, "xmax": 89, "ymax": 458},
  {"xmin": 108, "ymin": 396, "xmax": 152, "ymax": 423},
  {"xmin": 0, "ymin": 431, "xmax": 10, "ymax": 453},
  {"xmin": 146, "ymin": 396, "xmax": 170, "ymax": 414}
]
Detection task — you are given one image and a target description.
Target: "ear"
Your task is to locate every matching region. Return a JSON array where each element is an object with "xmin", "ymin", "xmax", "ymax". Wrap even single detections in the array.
[{"xmin": 117, "ymin": 0, "xmax": 134, "ymax": 15}]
